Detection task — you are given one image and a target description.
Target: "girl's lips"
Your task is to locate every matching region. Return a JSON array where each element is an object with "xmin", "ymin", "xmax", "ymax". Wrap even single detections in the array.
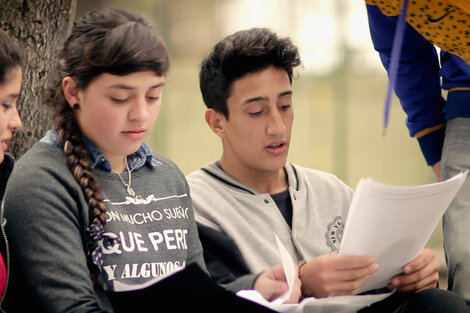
[
  {"xmin": 123, "ymin": 130, "xmax": 146, "ymax": 141},
  {"xmin": 1, "ymin": 141, "xmax": 8, "ymax": 152}
]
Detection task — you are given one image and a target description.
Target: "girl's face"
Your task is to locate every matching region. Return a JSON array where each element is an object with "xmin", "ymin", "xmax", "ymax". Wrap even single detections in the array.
[
  {"xmin": 65, "ymin": 71, "xmax": 165, "ymax": 172},
  {"xmin": 0, "ymin": 66, "xmax": 22, "ymax": 163}
]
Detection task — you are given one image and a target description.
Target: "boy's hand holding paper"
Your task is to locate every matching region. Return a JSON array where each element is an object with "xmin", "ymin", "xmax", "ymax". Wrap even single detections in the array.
[
  {"xmin": 387, "ymin": 248, "xmax": 440, "ymax": 293},
  {"xmin": 339, "ymin": 171, "xmax": 467, "ymax": 293}
]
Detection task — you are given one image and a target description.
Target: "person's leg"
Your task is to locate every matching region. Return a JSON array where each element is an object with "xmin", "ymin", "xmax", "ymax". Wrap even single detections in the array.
[
  {"xmin": 441, "ymin": 117, "xmax": 470, "ymax": 306},
  {"xmin": 395, "ymin": 289, "xmax": 469, "ymax": 313},
  {"xmin": 360, "ymin": 289, "xmax": 469, "ymax": 313},
  {"xmin": 359, "ymin": 292, "xmax": 410, "ymax": 313}
]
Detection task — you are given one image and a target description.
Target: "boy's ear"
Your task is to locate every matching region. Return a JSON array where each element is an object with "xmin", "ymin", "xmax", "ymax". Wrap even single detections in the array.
[
  {"xmin": 61, "ymin": 76, "xmax": 81, "ymax": 109},
  {"xmin": 205, "ymin": 108, "xmax": 226, "ymax": 138}
]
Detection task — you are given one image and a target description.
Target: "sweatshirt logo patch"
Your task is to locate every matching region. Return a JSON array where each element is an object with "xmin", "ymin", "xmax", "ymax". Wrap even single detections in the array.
[{"xmin": 325, "ymin": 216, "xmax": 343, "ymax": 252}]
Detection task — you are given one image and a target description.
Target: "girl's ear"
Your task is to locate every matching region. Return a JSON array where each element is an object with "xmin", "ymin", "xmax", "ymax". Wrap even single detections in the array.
[
  {"xmin": 62, "ymin": 76, "xmax": 81, "ymax": 109},
  {"xmin": 205, "ymin": 108, "xmax": 226, "ymax": 138}
]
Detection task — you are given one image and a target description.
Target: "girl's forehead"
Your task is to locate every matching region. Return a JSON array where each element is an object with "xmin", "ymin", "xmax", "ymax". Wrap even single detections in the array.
[{"xmin": 87, "ymin": 71, "xmax": 165, "ymax": 90}]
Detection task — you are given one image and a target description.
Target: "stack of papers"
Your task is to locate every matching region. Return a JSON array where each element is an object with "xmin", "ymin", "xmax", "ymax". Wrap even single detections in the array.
[{"xmin": 339, "ymin": 171, "xmax": 467, "ymax": 292}]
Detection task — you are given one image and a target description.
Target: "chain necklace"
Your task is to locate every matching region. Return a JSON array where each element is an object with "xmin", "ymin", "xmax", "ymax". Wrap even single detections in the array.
[{"xmin": 117, "ymin": 157, "xmax": 135, "ymax": 196}]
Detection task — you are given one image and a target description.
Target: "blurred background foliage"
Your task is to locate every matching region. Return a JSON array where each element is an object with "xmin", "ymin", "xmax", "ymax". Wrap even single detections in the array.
[
  {"xmin": 77, "ymin": 0, "xmax": 433, "ymax": 185},
  {"xmin": 77, "ymin": 0, "xmax": 444, "ymax": 282}
]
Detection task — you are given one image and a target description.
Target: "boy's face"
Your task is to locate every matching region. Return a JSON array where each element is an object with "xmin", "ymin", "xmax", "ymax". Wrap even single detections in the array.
[{"xmin": 220, "ymin": 65, "xmax": 293, "ymax": 175}]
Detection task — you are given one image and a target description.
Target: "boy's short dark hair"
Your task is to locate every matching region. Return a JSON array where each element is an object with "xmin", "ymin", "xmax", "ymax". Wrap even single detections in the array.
[{"xmin": 199, "ymin": 27, "xmax": 301, "ymax": 118}]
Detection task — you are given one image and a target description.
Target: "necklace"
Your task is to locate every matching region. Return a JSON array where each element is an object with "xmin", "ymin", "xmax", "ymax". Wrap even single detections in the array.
[{"xmin": 117, "ymin": 157, "xmax": 135, "ymax": 196}]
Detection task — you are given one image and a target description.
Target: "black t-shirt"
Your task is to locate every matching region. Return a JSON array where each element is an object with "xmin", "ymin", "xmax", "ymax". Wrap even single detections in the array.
[{"xmin": 270, "ymin": 188, "xmax": 293, "ymax": 228}]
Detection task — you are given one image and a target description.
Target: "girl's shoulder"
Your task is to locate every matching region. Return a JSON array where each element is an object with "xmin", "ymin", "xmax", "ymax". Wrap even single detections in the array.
[{"xmin": 15, "ymin": 141, "xmax": 67, "ymax": 172}]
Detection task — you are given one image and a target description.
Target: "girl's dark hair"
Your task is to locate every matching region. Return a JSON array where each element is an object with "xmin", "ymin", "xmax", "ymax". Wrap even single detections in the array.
[
  {"xmin": 0, "ymin": 29, "xmax": 22, "ymax": 85},
  {"xmin": 199, "ymin": 27, "xmax": 301, "ymax": 118},
  {"xmin": 45, "ymin": 7, "xmax": 169, "ymax": 280}
]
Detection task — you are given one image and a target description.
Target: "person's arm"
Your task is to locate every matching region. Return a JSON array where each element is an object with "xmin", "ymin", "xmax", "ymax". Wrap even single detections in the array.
[
  {"xmin": 4, "ymin": 146, "xmax": 109, "ymax": 313},
  {"xmin": 366, "ymin": 4, "xmax": 446, "ymax": 166},
  {"xmin": 197, "ymin": 223, "xmax": 300, "ymax": 302},
  {"xmin": 197, "ymin": 223, "xmax": 263, "ymax": 289}
]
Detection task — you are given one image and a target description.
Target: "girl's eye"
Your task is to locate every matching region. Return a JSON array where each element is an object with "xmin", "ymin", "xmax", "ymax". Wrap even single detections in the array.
[
  {"xmin": 281, "ymin": 104, "xmax": 291, "ymax": 110},
  {"xmin": 2, "ymin": 103, "xmax": 12, "ymax": 110},
  {"xmin": 147, "ymin": 96, "xmax": 160, "ymax": 102},
  {"xmin": 111, "ymin": 97, "xmax": 130, "ymax": 104}
]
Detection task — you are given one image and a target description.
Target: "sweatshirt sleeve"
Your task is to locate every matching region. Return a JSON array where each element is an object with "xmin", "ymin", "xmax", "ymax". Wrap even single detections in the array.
[
  {"xmin": 366, "ymin": 4, "xmax": 446, "ymax": 165},
  {"xmin": 3, "ymin": 145, "xmax": 110, "ymax": 313},
  {"xmin": 197, "ymin": 223, "xmax": 259, "ymax": 292}
]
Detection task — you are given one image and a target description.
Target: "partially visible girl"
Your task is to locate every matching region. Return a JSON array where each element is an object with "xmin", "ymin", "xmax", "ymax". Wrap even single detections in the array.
[{"xmin": 0, "ymin": 29, "xmax": 22, "ymax": 309}]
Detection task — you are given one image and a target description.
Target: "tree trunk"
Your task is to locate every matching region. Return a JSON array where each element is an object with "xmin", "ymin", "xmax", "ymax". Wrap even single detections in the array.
[{"xmin": 0, "ymin": 0, "xmax": 77, "ymax": 158}]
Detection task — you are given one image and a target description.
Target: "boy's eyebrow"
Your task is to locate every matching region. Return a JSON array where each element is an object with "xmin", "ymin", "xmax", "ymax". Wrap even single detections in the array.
[
  {"xmin": 108, "ymin": 82, "xmax": 165, "ymax": 90},
  {"xmin": 243, "ymin": 90, "xmax": 293, "ymax": 105},
  {"xmin": 243, "ymin": 96, "xmax": 269, "ymax": 105},
  {"xmin": 279, "ymin": 90, "xmax": 293, "ymax": 97}
]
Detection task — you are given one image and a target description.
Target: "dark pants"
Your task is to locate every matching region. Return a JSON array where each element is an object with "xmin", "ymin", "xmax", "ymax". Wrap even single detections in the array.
[{"xmin": 359, "ymin": 289, "xmax": 469, "ymax": 313}]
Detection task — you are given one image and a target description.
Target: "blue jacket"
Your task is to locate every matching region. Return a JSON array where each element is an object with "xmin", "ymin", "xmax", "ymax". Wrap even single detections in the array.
[{"xmin": 367, "ymin": 4, "xmax": 470, "ymax": 166}]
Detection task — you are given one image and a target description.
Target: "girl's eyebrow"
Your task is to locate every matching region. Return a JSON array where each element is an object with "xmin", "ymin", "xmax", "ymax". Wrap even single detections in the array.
[
  {"xmin": 108, "ymin": 82, "xmax": 166, "ymax": 90},
  {"xmin": 5, "ymin": 93, "xmax": 19, "ymax": 100}
]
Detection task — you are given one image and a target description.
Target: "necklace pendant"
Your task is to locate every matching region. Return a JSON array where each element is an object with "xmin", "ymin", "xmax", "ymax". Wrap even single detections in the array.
[{"xmin": 127, "ymin": 187, "xmax": 136, "ymax": 197}]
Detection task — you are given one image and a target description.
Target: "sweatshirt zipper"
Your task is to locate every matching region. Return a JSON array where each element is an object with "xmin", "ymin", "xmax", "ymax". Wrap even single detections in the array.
[
  {"xmin": 0, "ymin": 158, "xmax": 13, "ymax": 308},
  {"xmin": 0, "ymin": 202, "xmax": 9, "ymax": 308}
]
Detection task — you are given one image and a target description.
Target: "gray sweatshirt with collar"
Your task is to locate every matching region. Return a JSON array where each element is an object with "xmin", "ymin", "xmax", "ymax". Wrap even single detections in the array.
[{"xmin": 187, "ymin": 162, "xmax": 353, "ymax": 290}]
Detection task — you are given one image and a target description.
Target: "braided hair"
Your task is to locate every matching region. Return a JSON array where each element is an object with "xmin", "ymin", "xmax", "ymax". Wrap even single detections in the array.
[{"xmin": 45, "ymin": 7, "xmax": 169, "ymax": 280}]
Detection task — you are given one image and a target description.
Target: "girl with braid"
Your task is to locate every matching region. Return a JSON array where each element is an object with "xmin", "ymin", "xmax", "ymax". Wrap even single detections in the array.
[
  {"xmin": 1, "ymin": 7, "xmax": 298, "ymax": 313},
  {"xmin": 2, "ymin": 7, "xmax": 207, "ymax": 313}
]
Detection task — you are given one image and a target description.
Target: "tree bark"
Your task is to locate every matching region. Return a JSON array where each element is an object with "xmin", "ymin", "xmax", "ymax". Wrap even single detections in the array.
[{"xmin": 0, "ymin": 0, "xmax": 77, "ymax": 158}]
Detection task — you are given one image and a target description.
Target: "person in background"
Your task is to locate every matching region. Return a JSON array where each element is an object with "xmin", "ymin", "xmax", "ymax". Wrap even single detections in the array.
[
  {"xmin": 0, "ymin": 29, "xmax": 23, "ymax": 309},
  {"xmin": 366, "ymin": 0, "xmax": 470, "ymax": 306},
  {"xmin": 187, "ymin": 26, "xmax": 470, "ymax": 312},
  {"xmin": 1, "ymin": 8, "xmax": 297, "ymax": 313}
]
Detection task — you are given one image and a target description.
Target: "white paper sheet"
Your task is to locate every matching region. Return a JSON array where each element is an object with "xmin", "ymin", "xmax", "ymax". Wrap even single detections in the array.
[
  {"xmin": 339, "ymin": 171, "xmax": 467, "ymax": 292},
  {"xmin": 237, "ymin": 235, "xmax": 393, "ymax": 312},
  {"xmin": 237, "ymin": 288, "xmax": 393, "ymax": 313},
  {"xmin": 272, "ymin": 234, "xmax": 298, "ymax": 304}
]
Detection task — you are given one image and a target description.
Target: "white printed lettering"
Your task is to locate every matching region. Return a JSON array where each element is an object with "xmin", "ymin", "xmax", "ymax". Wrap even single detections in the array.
[
  {"xmin": 148, "ymin": 232, "xmax": 164, "ymax": 251},
  {"xmin": 120, "ymin": 231, "xmax": 136, "ymax": 252},
  {"xmin": 164, "ymin": 229, "xmax": 176, "ymax": 249},
  {"xmin": 103, "ymin": 264, "xmax": 118, "ymax": 280},
  {"xmin": 134, "ymin": 232, "xmax": 148, "ymax": 252}
]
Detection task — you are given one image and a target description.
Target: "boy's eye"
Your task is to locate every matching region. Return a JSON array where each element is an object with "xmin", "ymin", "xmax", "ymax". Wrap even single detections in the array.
[
  {"xmin": 249, "ymin": 111, "xmax": 263, "ymax": 116},
  {"xmin": 2, "ymin": 103, "xmax": 12, "ymax": 110}
]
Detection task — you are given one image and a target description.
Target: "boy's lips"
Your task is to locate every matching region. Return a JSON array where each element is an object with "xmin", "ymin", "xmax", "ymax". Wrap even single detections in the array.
[{"xmin": 266, "ymin": 141, "xmax": 288, "ymax": 155}]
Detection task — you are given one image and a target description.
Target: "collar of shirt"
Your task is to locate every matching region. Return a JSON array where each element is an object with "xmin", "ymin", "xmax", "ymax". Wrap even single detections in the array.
[{"xmin": 41, "ymin": 129, "xmax": 160, "ymax": 172}]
